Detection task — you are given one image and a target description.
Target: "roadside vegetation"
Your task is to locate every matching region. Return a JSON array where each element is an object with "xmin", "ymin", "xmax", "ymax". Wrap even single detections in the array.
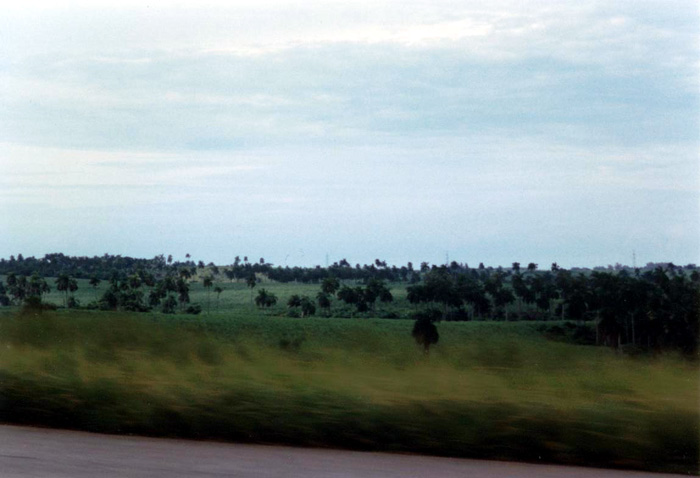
[
  {"xmin": 0, "ymin": 309, "xmax": 697, "ymax": 474},
  {"xmin": 0, "ymin": 253, "xmax": 697, "ymax": 473}
]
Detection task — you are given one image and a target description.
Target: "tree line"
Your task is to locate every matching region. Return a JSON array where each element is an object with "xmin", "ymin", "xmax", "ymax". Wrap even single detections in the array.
[{"xmin": 0, "ymin": 254, "xmax": 697, "ymax": 355}]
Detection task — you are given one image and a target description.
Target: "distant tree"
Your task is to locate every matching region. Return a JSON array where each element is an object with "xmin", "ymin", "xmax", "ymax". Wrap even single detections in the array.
[
  {"xmin": 512, "ymin": 262, "xmax": 520, "ymax": 273},
  {"xmin": 6, "ymin": 272, "xmax": 17, "ymax": 289},
  {"xmin": 299, "ymin": 296, "xmax": 316, "ymax": 317},
  {"xmin": 316, "ymin": 291, "xmax": 331, "ymax": 315},
  {"xmin": 142, "ymin": 272, "xmax": 156, "ymax": 288},
  {"xmin": 287, "ymin": 294, "xmax": 315, "ymax": 317},
  {"xmin": 176, "ymin": 277, "xmax": 190, "ymax": 311},
  {"xmin": 407, "ymin": 268, "xmax": 460, "ymax": 318},
  {"xmin": 527, "ymin": 263, "xmax": 538, "ymax": 272},
  {"xmin": 337, "ymin": 285, "xmax": 363, "ymax": 314},
  {"xmin": 246, "ymin": 274, "xmax": 257, "ymax": 305},
  {"xmin": 67, "ymin": 278, "xmax": 78, "ymax": 308},
  {"xmin": 203, "ymin": 275, "xmax": 214, "ymax": 313},
  {"xmin": 27, "ymin": 272, "xmax": 49, "ymax": 300},
  {"xmin": 55, "ymin": 274, "xmax": 72, "ymax": 308},
  {"xmin": 288, "ymin": 294, "xmax": 301, "ymax": 307},
  {"xmin": 255, "ymin": 288, "xmax": 277, "ymax": 312},
  {"xmin": 128, "ymin": 273, "xmax": 142, "ymax": 290},
  {"xmin": 7, "ymin": 275, "xmax": 27, "ymax": 304},
  {"xmin": 364, "ymin": 278, "xmax": 393, "ymax": 311},
  {"xmin": 214, "ymin": 286, "xmax": 223, "ymax": 311},
  {"xmin": 89, "ymin": 275, "xmax": 101, "ymax": 297},
  {"xmin": 179, "ymin": 268, "xmax": 192, "ymax": 280},
  {"xmin": 321, "ymin": 276, "xmax": 340, "ymax": 296},
  {"xmin": 162, "ymin": 295, "xmax": 177, "ymax": 314}
]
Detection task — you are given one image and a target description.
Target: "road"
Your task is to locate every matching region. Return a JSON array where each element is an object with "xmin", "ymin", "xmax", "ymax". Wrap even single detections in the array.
[{"xmin": 0, "ymin": 425, "xmax": 686, "ymax": 477}]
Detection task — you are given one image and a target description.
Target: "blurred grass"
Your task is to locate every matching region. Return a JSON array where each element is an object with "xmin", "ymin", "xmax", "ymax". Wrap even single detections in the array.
[{"xmin": 0, "ymin": 309, "xmax": 697, "ymax": 474}]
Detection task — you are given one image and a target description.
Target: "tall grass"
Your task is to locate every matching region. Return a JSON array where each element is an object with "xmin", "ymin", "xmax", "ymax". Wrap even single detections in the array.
[{"xmin": 0, "ymin": 309, "xmax": 697, "ymax": 474}]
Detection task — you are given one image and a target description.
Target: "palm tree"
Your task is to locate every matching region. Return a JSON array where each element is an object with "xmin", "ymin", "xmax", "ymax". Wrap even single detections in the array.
[
  {"xmin": 89, "ymin": 275, "xmax": 101, "ymax": 300},
  {"xmin": 56, "ymin": 274, "xmax": 71, "ymax": 307},
  {"xmin": 176, "ymin": 277, "xmax": 190, "ymax": 312},
  {"xmin": 255, "ymin": 289, "xmax": 277, "ymax": 314},
  {"xmin": 316, "ymin": 291, "xmax": 331, "ymax": 316},
  {"xmin": 214, "ymin": 286, "xmax": 223, "ymax": 311},
  {"xmin": 299, "ymin": 296, "xmax": 316, "ymax": 317},
  {"xmin": 320, "ymin": 277, "xmax": 340, "ymax": 314},
  {"xmin": 246, "ymin": 274, "xmax": 257, "ymax": 305},
  {"xmin": 203, "ymin": 275, "xmax": 214, "ymax": 313}
]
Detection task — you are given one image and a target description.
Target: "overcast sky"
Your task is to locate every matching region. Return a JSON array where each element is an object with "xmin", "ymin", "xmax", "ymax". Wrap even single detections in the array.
[{"xmin": 1, "ymin": 1, "xmax": 698, "ymax": 268}]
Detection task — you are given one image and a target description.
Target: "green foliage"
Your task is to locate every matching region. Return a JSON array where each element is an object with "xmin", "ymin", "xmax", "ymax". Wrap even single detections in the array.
[
  {"xmin": 286, "ymin": 294, "xmax": 315, "ymax": 317},
  {"xmin": 0, "ymin": 311, "xmax": 697, "ymax": 474},
  {"xmin": 411, "ymin": 308, "xmax": 441, "ymax": 352},
  {"xmin": 185, "ymin": 303, "xmax": 202, "ymax": 315},
  {"xmin": 254, "ymin": 289, "xmax": 278, "ymax": 309},
  {"xmin": 161, "ymin": 295, "xmax": 177, "ymax": 314},
  {"xmin": 2, "ymin": 261, "xmax": 697, "ymax": 355}
]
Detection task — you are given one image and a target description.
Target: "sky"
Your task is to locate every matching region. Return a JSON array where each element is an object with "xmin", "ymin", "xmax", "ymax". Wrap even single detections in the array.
[{"xmin": 1, "ymin": 0, "xmax": 698, "ymax": 269}]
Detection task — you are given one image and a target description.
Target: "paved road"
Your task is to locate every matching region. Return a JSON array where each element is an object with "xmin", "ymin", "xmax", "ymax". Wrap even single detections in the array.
[{"xmin": 0, "ymin": 425, "xmax": 686, "ymax": 477}]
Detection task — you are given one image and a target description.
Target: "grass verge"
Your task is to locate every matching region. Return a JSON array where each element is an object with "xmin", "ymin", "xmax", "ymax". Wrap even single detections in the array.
[{"xmin": 0, "ymin": 309, "xmax": 697, "ymax": 474}]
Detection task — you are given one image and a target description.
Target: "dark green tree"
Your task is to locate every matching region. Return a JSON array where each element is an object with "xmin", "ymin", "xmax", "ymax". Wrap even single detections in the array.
[
  {"xmin": 55, "ymin": 273, "xmax": 71, "ymax": 307},
  {"xmin": 255, "ymin": 288, "xmax": 277, "ymax": 312},
  {"xmin": 246, "ymin": 274, "xmax": 257, "ymax": 305},
  {"xmin": 89, "ymin": 275, "xmax": 101, "ymax": 300},
  {"xmin": 316, "ymin": 291, "xmax": 331, "ymax": 316},
  {"xmin": 411, "ymin": 309, "xmax": 441, "ymax": 353},
  {"xmin": 203, "ymin": 275, "xmax": 214, "ymax": 313}
]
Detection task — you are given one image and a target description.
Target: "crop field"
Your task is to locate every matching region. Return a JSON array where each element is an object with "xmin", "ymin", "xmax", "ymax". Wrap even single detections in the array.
[{"xmin": 0, "ymin": 308, "xmax": 697, "ymax": 474}]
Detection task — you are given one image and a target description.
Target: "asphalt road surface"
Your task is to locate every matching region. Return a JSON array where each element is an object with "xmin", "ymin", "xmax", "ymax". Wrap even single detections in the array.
[{"xmin": 0, "ymin": 425, "xmax": 687, "ymax": 477}]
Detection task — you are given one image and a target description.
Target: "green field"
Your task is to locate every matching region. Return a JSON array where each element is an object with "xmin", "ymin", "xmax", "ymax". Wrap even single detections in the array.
[
  {"xmin": 0, "ymin": 307, "xmax": 697, "ymax": 474},
  {"xmin": 33, "ymin": 275, "xmax": 412, "ymax": 318}
]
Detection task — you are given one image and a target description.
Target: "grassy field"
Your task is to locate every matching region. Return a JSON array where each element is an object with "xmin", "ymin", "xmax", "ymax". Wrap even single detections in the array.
[
  {"xmin": 30, "ymin": 275, "xmax": 411, "ymax": 318},
  {"xmin": 0, "ymin": 308, "xmax": 697, "ymax": 474}
]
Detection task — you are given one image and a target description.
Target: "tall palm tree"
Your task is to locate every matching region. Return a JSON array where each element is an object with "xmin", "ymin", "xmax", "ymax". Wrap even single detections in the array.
[
  {"xmin": 214, "ymin": 286, "xmax": 223, "ymax": 311},
  {"xmin": 246, "ymin": 274, "xmax": 257, "ymax": 305},
  {"xmin": 203, "ymin": 275, "xmax": 214, "ymax": 313},
  {"xmin": 56, "ymin": 274, "xmax": 71, "ymax": 307},
  {"xmin": 89, "ymin": 275, "xmax": 101, "ymax": 301}
]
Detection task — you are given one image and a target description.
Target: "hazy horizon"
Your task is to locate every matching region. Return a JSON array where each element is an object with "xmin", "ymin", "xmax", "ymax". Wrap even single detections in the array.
[{"xmin": 2, "ymin": 1, "xmax": 698, "ymax": 269}]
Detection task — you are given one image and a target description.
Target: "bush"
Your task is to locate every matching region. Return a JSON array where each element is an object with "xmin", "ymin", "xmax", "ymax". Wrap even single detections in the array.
[{"xmin": 186, "ymin": 304, "xmax": 202, "ymax": 315}]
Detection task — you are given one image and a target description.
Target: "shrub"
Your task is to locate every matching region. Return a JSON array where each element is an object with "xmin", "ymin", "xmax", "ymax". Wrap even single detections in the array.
[{"xmin": 186, "ymin": 304, "xmax": 202, "ymax": 315}]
